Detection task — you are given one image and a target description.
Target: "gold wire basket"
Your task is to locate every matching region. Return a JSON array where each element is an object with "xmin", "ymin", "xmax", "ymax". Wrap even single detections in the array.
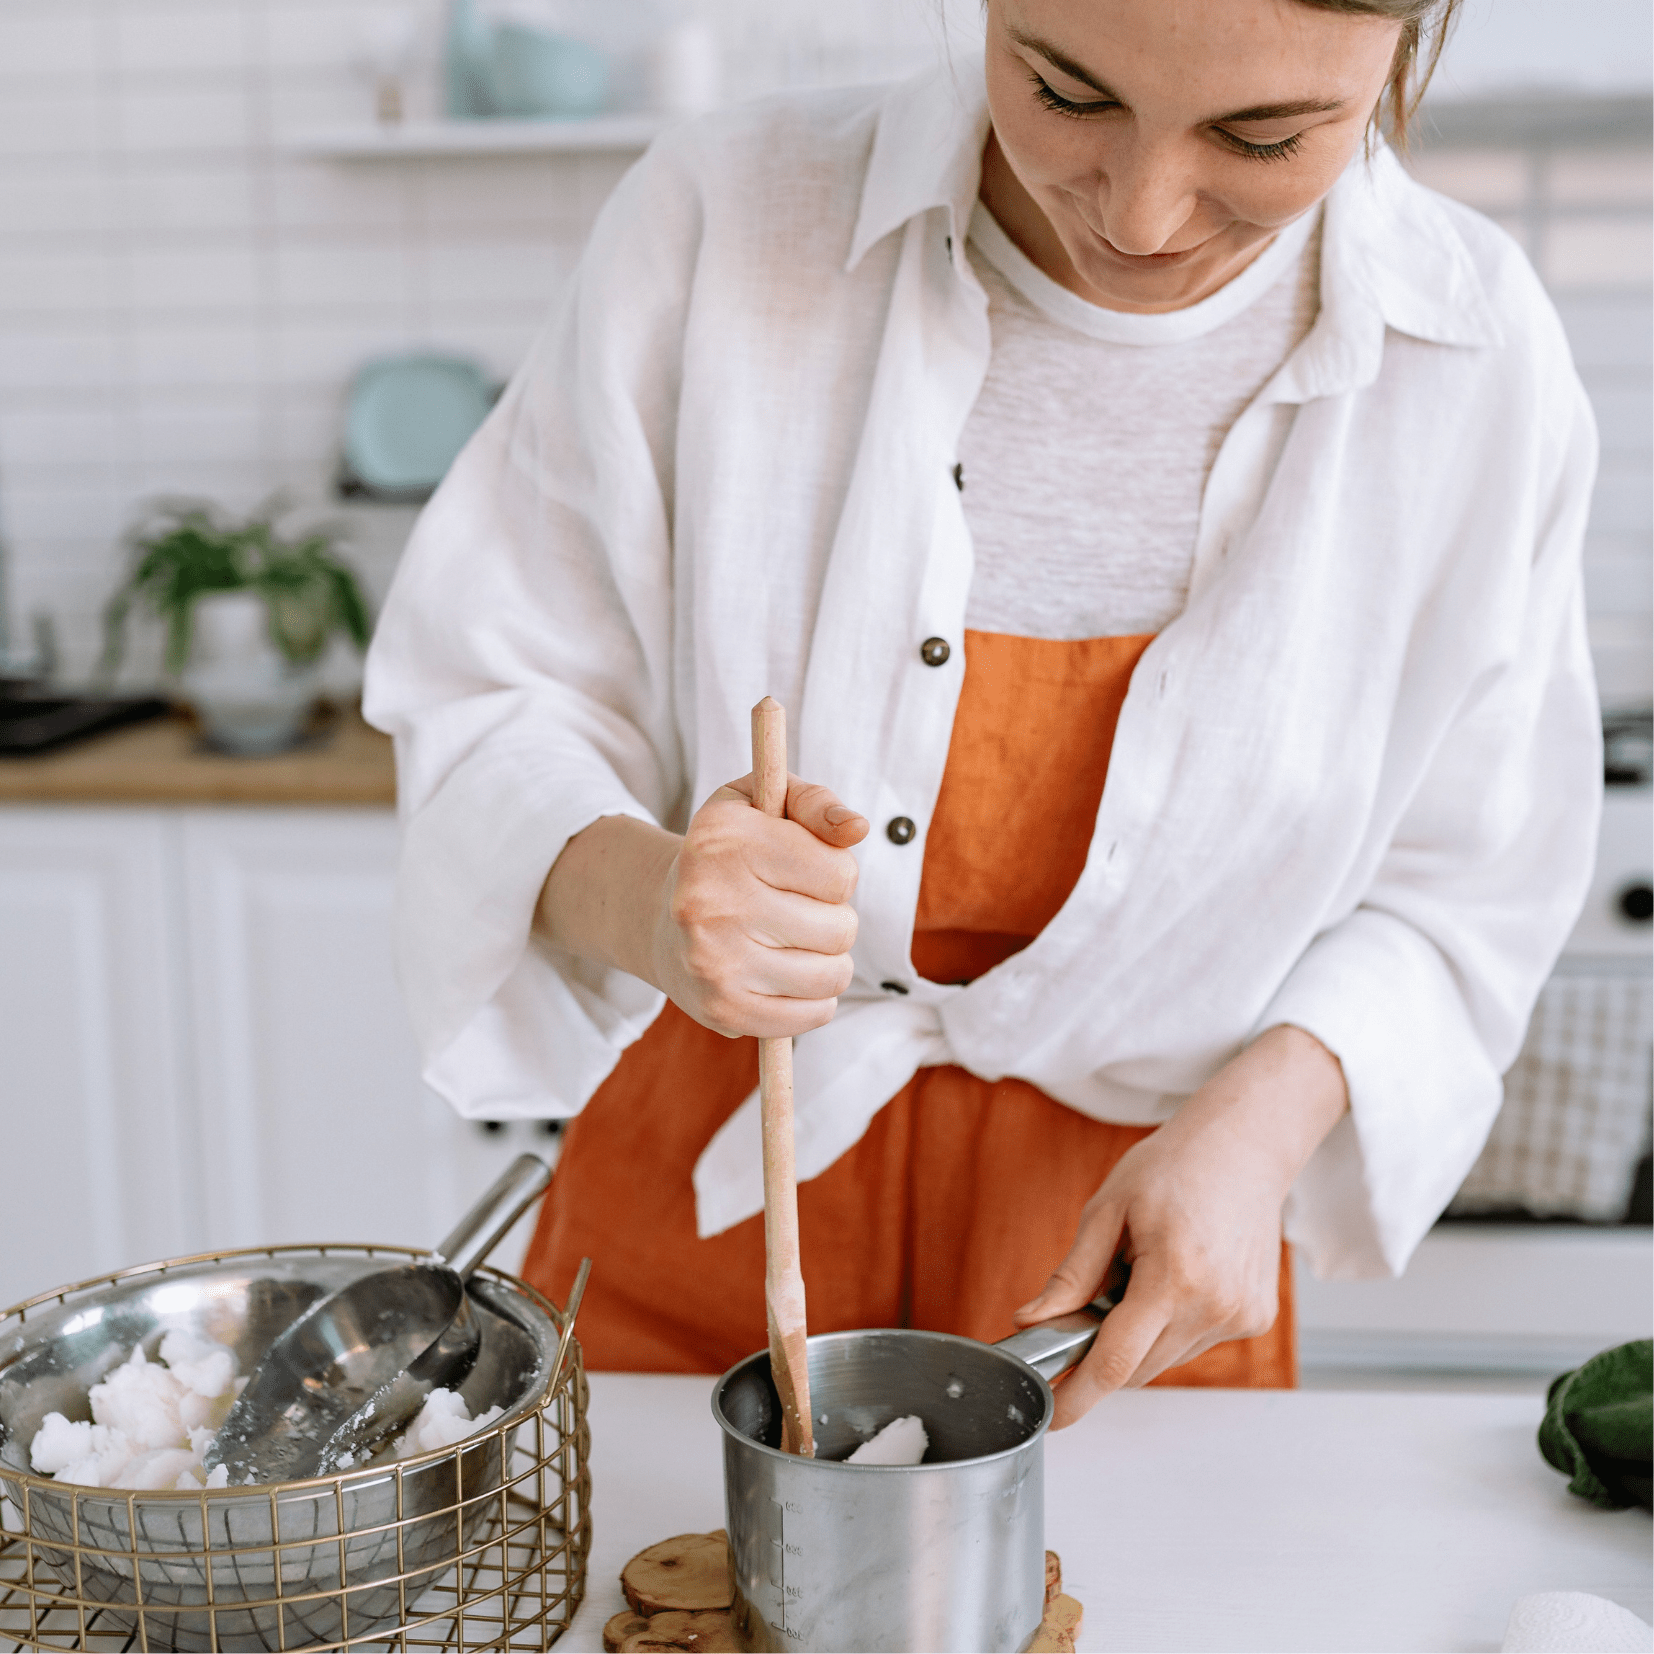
[{"xmin": 0, "ymin": 1245, "xmax": 591, "ymax": 1652}]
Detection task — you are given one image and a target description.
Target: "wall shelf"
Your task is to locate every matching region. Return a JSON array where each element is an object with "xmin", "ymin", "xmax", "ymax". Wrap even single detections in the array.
[{"xmin": 287, "ymin": 114, "xmax": 674, "ymax": 160}]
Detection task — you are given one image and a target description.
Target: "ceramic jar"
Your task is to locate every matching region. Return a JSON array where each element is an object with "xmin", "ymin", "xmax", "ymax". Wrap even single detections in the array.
[{"xmin": 181, "ymin": 591, "xmax": 318, "ymax": 756}]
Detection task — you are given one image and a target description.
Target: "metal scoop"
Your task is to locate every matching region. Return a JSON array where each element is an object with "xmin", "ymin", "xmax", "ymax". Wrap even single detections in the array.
[{"xmin": 205, "ymin": 1153, "xmax": 553, "ymax": 1484}]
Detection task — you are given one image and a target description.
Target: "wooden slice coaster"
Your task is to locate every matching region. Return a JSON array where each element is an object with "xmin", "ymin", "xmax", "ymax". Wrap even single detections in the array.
[
  {"xmin": 620, "ymin": 1531, "xmax": 734, "ymax": 1617},
  {"xmin": 603, "ymin": 1606, "xmax": 740, "ymax": 1652},
  {"xmin": 1027, "ymin": 1549, "xmax": 1085, "ymax": 1653},
  {"xmin": 604, "ymin": 1531, "xmax": 1084, "ymax": 1652}
]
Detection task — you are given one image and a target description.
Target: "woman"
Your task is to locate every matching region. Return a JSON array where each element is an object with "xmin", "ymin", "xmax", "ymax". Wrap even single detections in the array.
[{"xmin": 365, "ymin": 0, "xmax": 1600, "ymax": 1424}]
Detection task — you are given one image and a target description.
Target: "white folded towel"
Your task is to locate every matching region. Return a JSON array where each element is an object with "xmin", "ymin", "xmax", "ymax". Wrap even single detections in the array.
[{"xmin": 1503, "ymin": 1592, "xmax": 1653, "ymax": 1653}]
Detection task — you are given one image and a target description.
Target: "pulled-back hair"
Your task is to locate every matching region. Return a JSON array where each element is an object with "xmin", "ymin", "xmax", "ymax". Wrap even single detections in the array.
[{"xmin": 1294, "ymin": 0, "xmax": 1462, "ymax": 145}]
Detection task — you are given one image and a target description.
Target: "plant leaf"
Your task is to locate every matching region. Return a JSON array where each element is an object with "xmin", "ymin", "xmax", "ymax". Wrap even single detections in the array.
[
  {"xmin": 328, "ymin": 565, "xmax": 371, "ymax": 648},
  {"xmin": 105, "ymin": 498, "xmax": 370, "ymax": 675}
]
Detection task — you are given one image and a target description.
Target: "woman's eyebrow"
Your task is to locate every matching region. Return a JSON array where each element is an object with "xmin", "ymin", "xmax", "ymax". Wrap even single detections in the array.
[
  {"xmin": 1219, "ymin": 97, "xmax": 1347, "ymax": 122},
  {"xmin": 1007, "ymin": 28, "xmax": 1347, "ymax": 124},
  {"xmin": 1008, "ymin": 28, "xmax": 1120, "ymax": 98}
]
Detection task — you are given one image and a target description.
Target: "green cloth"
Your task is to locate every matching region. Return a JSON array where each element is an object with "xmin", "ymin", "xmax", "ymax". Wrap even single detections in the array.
[{"xmin": 1539, "ymin": 1339, "xmax": 1652, "ymax": 1511}]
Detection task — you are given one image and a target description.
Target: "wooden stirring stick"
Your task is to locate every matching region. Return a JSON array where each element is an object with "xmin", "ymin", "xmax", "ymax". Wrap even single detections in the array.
[{"xmin": 751, "ymin": 695, "xmax": 815, "ymax": 1458}]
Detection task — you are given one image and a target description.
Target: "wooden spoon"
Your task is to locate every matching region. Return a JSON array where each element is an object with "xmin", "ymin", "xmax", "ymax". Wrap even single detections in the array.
[{"xmin": 751, "ymin": 695, "xmax": 815, "ymax": 1458}]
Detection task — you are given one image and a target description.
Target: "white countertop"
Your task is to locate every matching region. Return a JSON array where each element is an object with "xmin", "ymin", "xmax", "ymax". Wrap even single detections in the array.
[{"xmin": 563, "ymin": 1374, "xmax": 1651, "ymax": 1653}]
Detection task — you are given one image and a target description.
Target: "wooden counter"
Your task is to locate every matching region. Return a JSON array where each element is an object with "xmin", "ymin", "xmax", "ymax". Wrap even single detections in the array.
[{"xmin": 0, "ymin": 706, "xmax": 395, "ymax": 806}]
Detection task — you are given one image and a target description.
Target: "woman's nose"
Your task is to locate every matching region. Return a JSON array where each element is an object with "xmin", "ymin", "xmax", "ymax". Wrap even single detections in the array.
[{"xmin": 1096, "ymin": 143, "xmax": 1199, "ymax": 256}]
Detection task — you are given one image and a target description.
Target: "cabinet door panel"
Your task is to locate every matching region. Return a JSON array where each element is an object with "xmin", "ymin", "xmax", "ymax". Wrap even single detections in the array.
[
  {"xmin": 0, "ymin": 809, "xmax": 194, "ymax": 1308},
  {"xmin": 180, "ymin": 810, "xmax": 536, "ymax": 1254}
]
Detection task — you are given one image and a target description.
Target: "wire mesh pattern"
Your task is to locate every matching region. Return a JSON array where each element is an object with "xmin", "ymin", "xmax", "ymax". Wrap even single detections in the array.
[
  {"xmin": 1451, "ymin": 962, "xmax": 1654, "ymax": 1222},
  {"xmin": 0, "ymin": 1246, "xmax": 590, "ymax": 1653}
]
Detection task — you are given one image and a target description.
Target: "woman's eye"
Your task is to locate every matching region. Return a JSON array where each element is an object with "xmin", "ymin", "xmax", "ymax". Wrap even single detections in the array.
[
  {"xmin": 1031, "ymin": 77, "xmax": 1116, "ymax": 119},
  {"xmin": 1217, "ymin": 129, "xmax": 1306, "ymax": 163}
]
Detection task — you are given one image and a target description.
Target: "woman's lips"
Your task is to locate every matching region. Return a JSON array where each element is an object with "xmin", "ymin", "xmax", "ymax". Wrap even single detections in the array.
[
  {"xmin": 1063, "ymin": 200, "xmax": 1221, "ymax": 269},
  {"xmin": 1089, "ymin": 229, "xmax": 1213, "ymax": 269}
]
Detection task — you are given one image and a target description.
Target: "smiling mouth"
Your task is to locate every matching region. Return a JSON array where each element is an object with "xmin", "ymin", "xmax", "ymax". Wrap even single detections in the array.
[
  {"xmin": 1091, "ymin": 229, "xmax": 1213, "ymax": 268},
  {"xmin": 1068, "ymin": 201, "xmax": 1220, "ymax": 268}
]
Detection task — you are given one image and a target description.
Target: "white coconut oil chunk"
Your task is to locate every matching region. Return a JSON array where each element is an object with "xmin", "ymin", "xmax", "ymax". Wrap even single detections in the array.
[
  {"xmin": 393, "ymin": 1388, "xmax": 505, "ymax": 1459},
  {"xmin": 846, "ymin": 1415, "xmax": 929, "ymax": 1465},
  {"xmin": 27, "ymin": 1333, "xmax": 242, "ymax": 1490}
]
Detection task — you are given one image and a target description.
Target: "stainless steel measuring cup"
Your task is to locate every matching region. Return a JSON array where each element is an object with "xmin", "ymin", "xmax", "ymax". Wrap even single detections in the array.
[{"xmin": 712, "ymin": 1284, "xmax": 1124, "ymax": 1653}]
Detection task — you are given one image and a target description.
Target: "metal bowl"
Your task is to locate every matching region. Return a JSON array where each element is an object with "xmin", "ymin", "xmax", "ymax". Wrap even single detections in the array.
[{"xmin": 0, "ymin": 1247, "xmax": 573, "ymax": 1651}]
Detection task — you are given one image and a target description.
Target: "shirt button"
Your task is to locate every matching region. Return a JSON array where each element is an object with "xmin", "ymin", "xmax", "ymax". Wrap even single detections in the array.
[
  {"xmin": 886, "ymin": 816, "xmax": 917, "ymax": 846},
  {"xmin": 920, "ymin": 637, "xmax": 951, "ymax": 667}
]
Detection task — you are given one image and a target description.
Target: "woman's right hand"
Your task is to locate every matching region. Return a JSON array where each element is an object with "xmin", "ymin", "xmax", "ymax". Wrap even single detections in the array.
[
  {"xmin": 536, "ymin": 775, "xmax": 869, "ymax": 1039},
  {"xmin": 652, "ymin": 773, "xmax": 869, "ymax": 1037}
]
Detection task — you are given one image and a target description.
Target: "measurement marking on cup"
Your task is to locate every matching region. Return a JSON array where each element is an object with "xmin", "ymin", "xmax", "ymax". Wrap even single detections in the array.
[
  {"xmin": 770, "ymin": 1498, "xmax": 807, "ymax": 1636},
  {"xmin": 770, "ymin": 1498, "xmax": 788, "ymax": 1632}
]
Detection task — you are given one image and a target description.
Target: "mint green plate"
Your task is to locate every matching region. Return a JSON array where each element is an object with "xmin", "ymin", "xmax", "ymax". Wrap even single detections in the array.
[{"xmin": 344, "ymin": 355, "xmax": 495, "ymax": 496}]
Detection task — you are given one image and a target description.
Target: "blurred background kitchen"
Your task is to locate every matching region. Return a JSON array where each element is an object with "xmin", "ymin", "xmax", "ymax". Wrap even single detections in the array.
[{"xmin": 0, "ymin": 0, "xmax": 1648, "ymax": 1387}]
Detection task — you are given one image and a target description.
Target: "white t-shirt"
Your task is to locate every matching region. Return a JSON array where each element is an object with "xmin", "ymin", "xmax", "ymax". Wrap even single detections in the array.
[{"xmin": 961, "ymin": 202, "xmax": 1323, "ymax": 639}]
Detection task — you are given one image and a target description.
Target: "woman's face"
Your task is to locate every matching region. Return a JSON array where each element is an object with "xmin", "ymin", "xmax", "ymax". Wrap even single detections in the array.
[{"xmin": 982, "ymin": 0, "xmax": 1403, "ymax": 311}]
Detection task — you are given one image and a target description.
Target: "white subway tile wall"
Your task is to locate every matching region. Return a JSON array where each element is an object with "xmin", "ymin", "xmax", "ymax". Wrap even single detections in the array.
[
  {"xmin": 0, "ymin": 0, "xmax": 974, "ymax": 682},
  {"xmin": 1408, "ymin": 109, "xmax": 1653, "ymax": 707},
  {"xmin": 0, "ymin": 0, "xmax": 1648, "ymax": 708}
]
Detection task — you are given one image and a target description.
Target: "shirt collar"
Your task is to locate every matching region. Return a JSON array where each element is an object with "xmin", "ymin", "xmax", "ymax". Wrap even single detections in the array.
[
  {"xmin": 848, "ymin": 59, "xmax": 1505, "ymax": 397},
  {"xmin": 1268, "ymin": 140, "xmax": 1505, "ymax": 403},
  {"xmin": 846, "ymin": 57, "xmax": 992, "ymax": 273}
]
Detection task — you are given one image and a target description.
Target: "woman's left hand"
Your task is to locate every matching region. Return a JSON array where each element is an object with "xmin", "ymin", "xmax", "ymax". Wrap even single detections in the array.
[{"xmin": 1014, "ymin": 1024, "xmax": 1349, "ymax": 1428}]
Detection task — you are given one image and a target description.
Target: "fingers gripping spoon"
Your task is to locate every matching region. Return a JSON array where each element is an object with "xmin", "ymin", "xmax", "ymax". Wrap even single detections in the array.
[
  {"xmin": 206, "ymin": 1154, "xmax": 553, "ymax": 1484},
  {"xmin": 752, "ymin": 697, "xmax": 815, "ymax": 1458}
]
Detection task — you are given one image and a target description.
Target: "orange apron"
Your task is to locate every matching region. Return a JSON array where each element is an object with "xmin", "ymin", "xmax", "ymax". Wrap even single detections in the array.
[{"xmin": 524, "ymin": 630, "xmax": 1296, "ymax": 1387}]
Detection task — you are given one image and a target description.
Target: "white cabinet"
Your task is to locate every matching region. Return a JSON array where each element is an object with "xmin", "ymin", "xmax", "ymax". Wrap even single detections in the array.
[
  {"xmin": 179, "ymin": 810, "xmax": 456, "ymax": 1251},
  {"xmin": 0, "ymin": 810, "xmax": 194, "ymax": 1307},
  {"xmin": 0, "ymin": 806, "xmax": 552, "ymax": 1314}
]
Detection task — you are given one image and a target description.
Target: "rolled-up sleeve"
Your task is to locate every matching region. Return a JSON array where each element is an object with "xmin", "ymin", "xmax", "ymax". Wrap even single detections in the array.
[
  {"xmin": 1266, "ymin": 374, "xmax": 1603, "ymax": 1279},
  {"xmin": 363, "ymin": 141, "xmax": 700, "ymax": 1121}
]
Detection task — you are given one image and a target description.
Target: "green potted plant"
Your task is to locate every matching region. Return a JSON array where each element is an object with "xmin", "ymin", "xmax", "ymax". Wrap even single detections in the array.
[{"xmin": 101, "ymin": 500, "xmax": 371, "ymax": 754}]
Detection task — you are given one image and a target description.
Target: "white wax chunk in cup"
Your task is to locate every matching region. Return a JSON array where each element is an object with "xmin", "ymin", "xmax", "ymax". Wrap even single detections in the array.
[{"xmin": 846, "ymin": 1414, "xmax": 930, "ymax": 1465}]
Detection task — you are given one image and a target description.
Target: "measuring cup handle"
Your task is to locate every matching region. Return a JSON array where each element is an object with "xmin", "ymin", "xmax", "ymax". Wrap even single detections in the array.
[
  {"xmin": 992, "ymin": 1261, "xmax": 1132, "ymax": 1382},
  {"xmin": 432, "ymin": 1153, "xmax": 553, "ymax": 1280}
]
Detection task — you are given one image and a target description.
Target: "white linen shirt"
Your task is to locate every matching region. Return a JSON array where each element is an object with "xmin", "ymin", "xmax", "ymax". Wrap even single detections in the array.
[{"xmin": 363, "ymin": 61, "xmax": 1602, "ymax": 1280}]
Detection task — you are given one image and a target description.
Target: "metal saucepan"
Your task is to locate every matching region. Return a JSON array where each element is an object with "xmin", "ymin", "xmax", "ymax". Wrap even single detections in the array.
[{"xmin": 713, "ymin": 1277, "xmax": 1125, "ymax": 1654}]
